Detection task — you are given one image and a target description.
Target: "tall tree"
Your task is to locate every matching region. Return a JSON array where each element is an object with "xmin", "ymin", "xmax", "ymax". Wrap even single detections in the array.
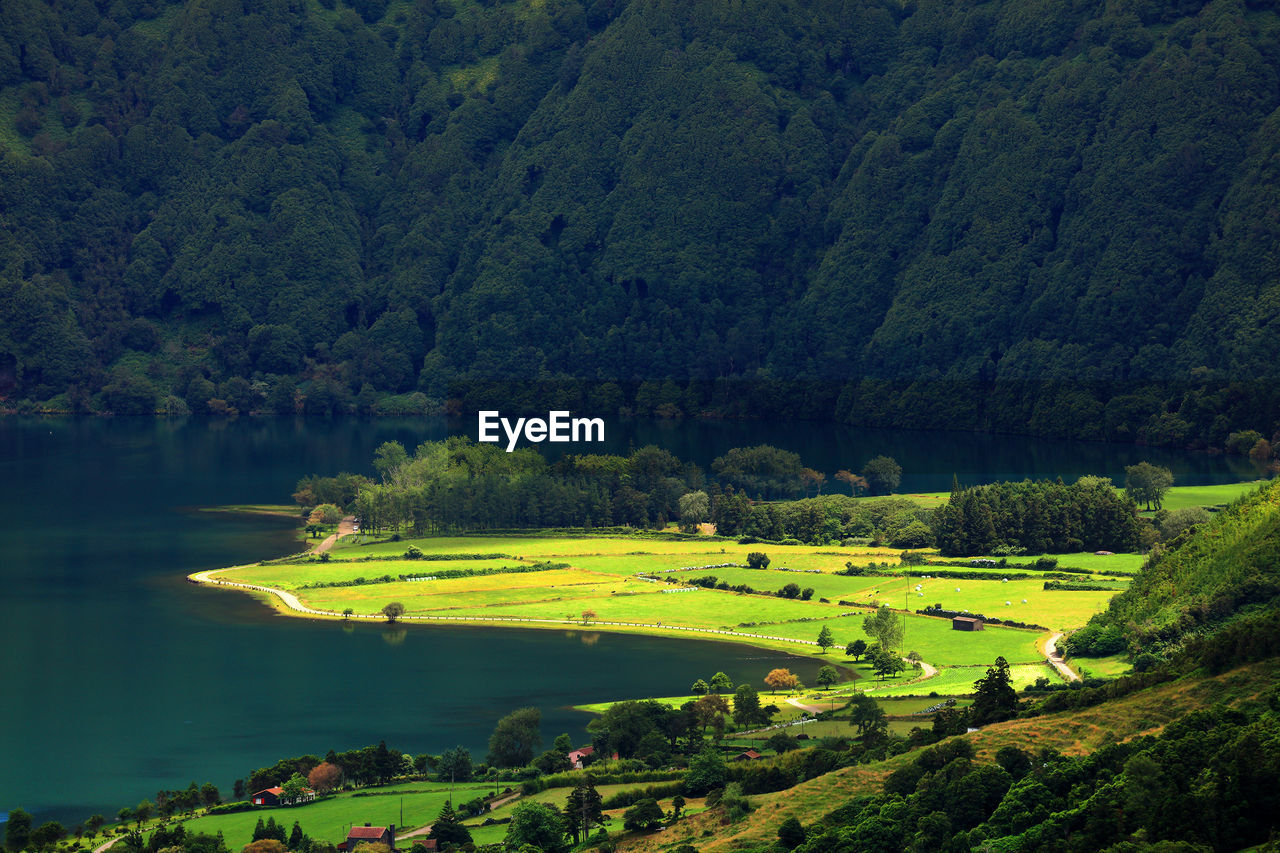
[
  {"xmin": 861, "ymin": 457, "xmax": 902, "ymax": 496},
  {"xmin": 1124, "ymin": 462, "xmax": 1174, "ymax": 510},
  {"xmin": 862, "ymin": 605, "xmax": 904, "ymax": 651},
  {"xmin": 5, "ymin": 808, "xmax": 32, "ymax": 853},
  {"xmin": 426, "ymin": 801, "xmax": 472, "ymax": 849},
  {"xmin": 437, "ymin": 746, "xmax": 473, "ymax": 783},
  {"xmin": 563, "ymin": 778, "xmax": 605, "ymax": 843},
  {"xmin": 969, "ymin": 656, "xmax": 1018, "ymax": 726},
  {"xmin": 487, "ymin": 707, "xmax": 542, "ymax": 768}
]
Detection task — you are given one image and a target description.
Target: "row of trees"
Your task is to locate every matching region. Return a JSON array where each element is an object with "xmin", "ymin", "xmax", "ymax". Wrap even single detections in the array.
[
  {"xmin": 932, "ymin": 477, "xmax": 1141, "ymax": 556},
  {"xmin": 299, "ymin": 440, "xmax": 905, "ymax": 536}
]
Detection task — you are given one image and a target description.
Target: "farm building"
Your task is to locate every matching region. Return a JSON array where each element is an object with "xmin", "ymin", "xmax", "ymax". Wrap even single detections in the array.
[
  {"xmin": 339, "ymin": 825, "xmax": 397, "ymax": 852},
  {"xmin": 734, "ymin": 749, "xmax": 763, "ymax": 761},
  {"xmin": 952, "ymin": 616, "xmax": 984, "ymax": 631},
  {"xmin": 251, "ymin": 785, "xmax": 316, "ymax": 807},
  {"xmin": 568, "ymin": 745, "xmax": 594, "ymax": 769}
]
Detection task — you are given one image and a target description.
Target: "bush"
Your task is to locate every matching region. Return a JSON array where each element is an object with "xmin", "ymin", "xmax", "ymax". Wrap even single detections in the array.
[
  {"xmin": 601, "ymin": 783, "xmax": 683, "ymax": 810},
  {"xmin": 205, "ymin": 802, "xmax": 252, "ymax": 815}
]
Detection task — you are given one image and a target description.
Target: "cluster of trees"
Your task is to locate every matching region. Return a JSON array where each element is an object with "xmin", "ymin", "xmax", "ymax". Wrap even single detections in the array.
[
  {"xmin": 6, "ymin": 0, "xmax": 1280, "ymax": 452},
  {"xmin": 713, "ymin": 492, "xmax": 928, "ymax": 547},
  {"xmin": 299, "ymin": 439, "xmax": 904, "ymax": 536},
  {"xmin": 584, "ymin": 687, "xmax": 782, "ymax": 764},
  {"xmin": 237, "ymin": 741, "xmax": 407, "ymax": 799},
  {"xmin": 932, "ymin": 477, "xmax": 1141, "ymax": 556}
]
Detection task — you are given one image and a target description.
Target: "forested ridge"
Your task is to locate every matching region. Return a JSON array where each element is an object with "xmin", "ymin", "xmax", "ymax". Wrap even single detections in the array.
[{"xmin": 3, "ymin": 0, "xmax": 1280, "ymax": 447}]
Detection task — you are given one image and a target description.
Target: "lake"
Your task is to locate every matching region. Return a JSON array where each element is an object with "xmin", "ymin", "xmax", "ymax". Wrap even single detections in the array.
[{"xmin": 0, "ymin": 415, "xmax": 1254, "ymax": 826}]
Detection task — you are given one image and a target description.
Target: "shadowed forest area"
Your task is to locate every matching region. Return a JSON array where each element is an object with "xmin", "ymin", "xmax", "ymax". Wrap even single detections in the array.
[{"xmin": 2, "ymin": 0, "xmax": 1280, "ymax": 449}]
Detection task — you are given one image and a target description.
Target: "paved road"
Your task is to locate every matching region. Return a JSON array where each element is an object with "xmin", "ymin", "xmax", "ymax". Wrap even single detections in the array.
[
  {"xmin": 311, "ymin": 516, "xmax": 356, "ymax": 554},
  {"xmin": 1043, "ymin": 632, "xmax": 1081, "ymax": 682}
]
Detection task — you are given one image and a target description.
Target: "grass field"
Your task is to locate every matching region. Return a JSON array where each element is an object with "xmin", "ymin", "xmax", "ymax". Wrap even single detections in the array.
[
  {"xmin": 1128, "ymin": 480, "xmax": 1268, "ymax": 513},
  {"xmin": 1073, "ymin": 654, "xmax": 1133, "ymax": 679},
  {"xmin": 222, "ymin": 532, "xmax": 1129, "ymax": 675},
  {"xmin": 859, "ymin": 663, "xmax": 1063, "ymax": 696},
  {"xmin": 959, "ymin": 551, "xmax": 1149, "ymax": 574},
  {"xmin": 181, "ymin": 782, "xmax": 493, "ymax": 848},
  {"xmin": 900, "ymin": 481, "xmax": 1264, "ymax": 516}
]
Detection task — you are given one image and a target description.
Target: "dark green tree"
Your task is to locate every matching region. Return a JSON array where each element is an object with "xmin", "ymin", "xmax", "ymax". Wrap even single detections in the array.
[
  {"xmin": 861, "ymin": 457, "xmax": 902, "ymax": 496},
  {"xmin": 622, "ymin": 799, "xmax": 664, "ymax": 832},
  {"xmin": 563, "ymin": 778, "xmax": 604, "ymax": 843},
  {"xmin": 969, "ymin": 656, "xmax": 1018, "ymax": 726},
  {"xmin": 427, "ymin": 801, "xmax": 472, "ymax": 849},
  {"xmin": 5, "ymin": 808, "xmax": 32, "ymax": 853},
  {"xmin": 487, "ymin": 707, "xmax": 542, "ymax": 768},
  {"xmin": 1124, "ymin": 462, "xmax": 1174, "ymax": 511},
  {"xmin": 504, "ymin": 802, "xmax": 565, "ymax": 853}
]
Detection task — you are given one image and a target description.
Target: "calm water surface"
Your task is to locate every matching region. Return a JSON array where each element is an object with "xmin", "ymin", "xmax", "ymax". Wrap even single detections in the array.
[{"xmin": 0, "ymin": 416, "xmax": 1254, "ymax": 825}]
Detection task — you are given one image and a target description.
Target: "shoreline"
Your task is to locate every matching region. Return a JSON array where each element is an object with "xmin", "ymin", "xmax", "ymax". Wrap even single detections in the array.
[{"xmin": 187, "ymin": 564, "xmax": 850, "ymax": 658}]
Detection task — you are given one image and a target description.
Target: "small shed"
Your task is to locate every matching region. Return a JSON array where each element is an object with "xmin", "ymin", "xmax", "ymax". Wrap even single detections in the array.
[
  {"xmin": 952, "ymin": 616, "xmax": 984, "ymax": 632},
  {"xmin": 734, "ymin": 749, "xmax": 763, "ymax": 761}
]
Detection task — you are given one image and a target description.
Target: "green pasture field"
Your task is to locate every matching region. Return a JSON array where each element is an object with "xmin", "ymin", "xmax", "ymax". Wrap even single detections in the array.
[
  {"xmin": 861, "ymin": 663, "xmax": 1063, "ymax": 696},
  {"xmin": 956, "ymin": 552, "xmax": 1149, "ymax": 574},
  {"xmin": 226, "ymin": 534, "xmax": 1123, "ymax": 672},
  {"xmin": 180, "ymin": 782, "xmax": 492, "ymax": 848},
  {"xmin": 1129, "ymin": 480, "xmax": 1267, "ymax": 513},
  {"xmin": 300, "ymin": 574, "xmax": 634, "ymax": 613},
  {"xmin": 1073, "ymin": 654, "xmax": 1133, "ymax": 679},
  {"xmin": 900, "ymin": 481, "xmax": 1263, "ymax": 515},
  {"xmin": 418, "ymin": 585, "xmax": 850, "ymax": 628},
  {"xmin": 222, "ymin": 559, "xmax": 527, "ymax": 589},
  {"xmin": 742, "ymin": 614, "xmax": 1044, "ymax": 666},
  {"xmin": 678, "ymin": 568, "xmax": 1122, "ymax": 630}
]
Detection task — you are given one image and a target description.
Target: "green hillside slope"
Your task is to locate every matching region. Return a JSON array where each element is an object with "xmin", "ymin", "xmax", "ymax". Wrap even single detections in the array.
[{"xmin": 1067, "ymin": 478, "xmax": 1280, "ymax": 658}]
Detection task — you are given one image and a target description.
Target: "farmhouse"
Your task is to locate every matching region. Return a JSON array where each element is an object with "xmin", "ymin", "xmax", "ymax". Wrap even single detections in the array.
[
  {"xmin": 252, "ymin": 786, "xmax": 316, "ymax": 806},
  {"xmin": 734, "ymin": 749, "xmax": 763, "ymax": 761},
  {"xmin": 568, "ymin": 746, "xmax": 594, "ymax": 769},
  {"xmin": 338, "ymin": 825, "xmax": 397, "ymax": 852},
  {"xmin": 952, "ymin": 616, "xmax": 984, "ymax": 631}
]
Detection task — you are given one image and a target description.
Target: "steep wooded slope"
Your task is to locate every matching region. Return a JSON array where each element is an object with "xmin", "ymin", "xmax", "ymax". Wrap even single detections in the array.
[{"xmin": 2, "ymin": 0, "xmax": 1280, "ymax": 438}]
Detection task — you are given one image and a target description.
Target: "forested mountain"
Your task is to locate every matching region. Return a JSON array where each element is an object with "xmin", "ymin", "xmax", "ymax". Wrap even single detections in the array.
[{"xmin": 2, "ymin": 0, "xmax": 1280, "ymax": 446}]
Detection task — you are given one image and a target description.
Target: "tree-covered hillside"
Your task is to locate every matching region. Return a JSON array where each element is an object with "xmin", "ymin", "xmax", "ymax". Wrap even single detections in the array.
[
  {"xmin": 2, "ymin": 0, "xmax": 1280, "ymax": 445},
  {"xmin": 1066, "ymin": 477, "xmax": 1280, "ymax": 659}
]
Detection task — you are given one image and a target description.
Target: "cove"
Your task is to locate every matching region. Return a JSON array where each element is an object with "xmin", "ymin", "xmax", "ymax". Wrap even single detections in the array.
[{"xmin": 0, "ymin": 416, "xmax": 1250, "ymax": 826}]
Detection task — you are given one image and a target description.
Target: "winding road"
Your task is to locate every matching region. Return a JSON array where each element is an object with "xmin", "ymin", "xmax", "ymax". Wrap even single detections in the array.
[{"xmin": 1043, "ymin": 632, "xmax": 1081, "ymax": 682}]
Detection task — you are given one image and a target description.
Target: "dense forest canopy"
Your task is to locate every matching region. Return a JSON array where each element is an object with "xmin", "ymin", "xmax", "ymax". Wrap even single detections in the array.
[{"xmin": 2, "ymin": 0, "xmax": 1280, "ymax": 447}]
